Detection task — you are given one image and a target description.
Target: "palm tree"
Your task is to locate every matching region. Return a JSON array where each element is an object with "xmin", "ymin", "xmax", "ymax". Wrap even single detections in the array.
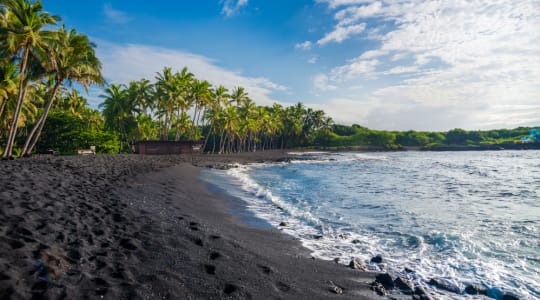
[
  {"xmin": 230, "ymin": 86, "xmax": 248, "ymax": 107},
  {"xmin": 189, "ymin": 79, "xmax": 212, "ymax": 140},
  {"xmin": 127, "ymin": 79, "xmax": 155, "ymax": 140},
  {"xmin": 155, "ymin": 67, "xmax": 191, "ymax": 140},
  {"xmin": 99, "ymin": 84, "xmax": 133, "ymax": 151},
  {"xmin": 0, "ymin": 0, "xmax": 59, "ymax": 158},
  {"xmin": 173, "ymin": 67, "xmax": 194, "ymax": 140},
  {"xmin": 21, "ymin": 26, "xmax": 104, "ymax": 156},
  {"xmin": 220, "ymin": 105, "xmax": 238, "ymax": 153},
  {"xmin": 0, "ymin": 59, "xmax": 17, "ymax": 122},
  {"xmin": 58, "ymin": 89, "xmax": 87, "ymax": 118},
  {"xmin": 203, "ymin": 85, "xmax": 229, "ymax": 152}
]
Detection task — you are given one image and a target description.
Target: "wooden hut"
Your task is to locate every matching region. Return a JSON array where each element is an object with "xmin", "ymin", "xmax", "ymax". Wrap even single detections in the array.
[{"xmin": 134, "ymin": 141, "xmax": 203, "ymax": 155}]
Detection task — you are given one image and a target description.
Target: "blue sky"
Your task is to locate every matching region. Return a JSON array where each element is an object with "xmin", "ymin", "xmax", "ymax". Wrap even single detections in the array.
[{"xmin": 42, "ymin": 0, "xmax": 540, "ymax": 131}]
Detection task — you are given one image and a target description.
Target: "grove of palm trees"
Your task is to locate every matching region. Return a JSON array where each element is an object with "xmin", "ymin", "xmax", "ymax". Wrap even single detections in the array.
[
  {"xmin": 0, "ymin": 0, "xmax": 336, "ymax": 158},
  {"xmin": 1, "ymin": 0, "xmax": 537, "ymax": 158}
]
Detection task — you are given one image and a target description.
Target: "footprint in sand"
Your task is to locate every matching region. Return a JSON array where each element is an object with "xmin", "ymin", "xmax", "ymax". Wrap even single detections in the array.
[
  {"xmin": 204, "ymin": 264, "xmax": 216, "ymax": 275},
  {"xmin": 276, "ymin": 281, "xmax": 291, "ymax": 292},
  {"xmin": 257, "ymin": 264, "xmax": 273, "ymax": 275},
  {"xmin": 223, "ymin": 283, "xmax": 238, "ymax": 295},
  {"xmin": 192, "ymin": 238, "xmax": 203, "ymax": 247},
  {"xmin": 209, "ymin": 251, "xmax": 221, "ymax": 260}
]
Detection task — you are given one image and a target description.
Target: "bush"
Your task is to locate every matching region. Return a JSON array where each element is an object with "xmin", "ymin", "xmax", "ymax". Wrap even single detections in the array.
[{"xmin": 36, "ymin": 111, "xmax": 119, "ymax": 154}]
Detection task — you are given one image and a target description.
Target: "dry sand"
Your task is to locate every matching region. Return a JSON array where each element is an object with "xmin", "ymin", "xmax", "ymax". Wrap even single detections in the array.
[{"xmin": 0, "ymin": 152, "xmax": 388, "ymax": 299}]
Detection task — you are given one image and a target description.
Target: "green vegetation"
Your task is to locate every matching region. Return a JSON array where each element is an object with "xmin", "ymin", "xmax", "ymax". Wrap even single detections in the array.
[
  {"xmin": 0, "ymin": 0, "xmax": 106, "ymax": 156},
  {"xmin": 318, "ymin": 125, "xmax": 539, "ymax": 150},
  {"xmin": 0, "ymin": 1, "xmax": 537, "ymax": 157},
  {"xmin": 98, "ymin": 70, "xmax": 334, "ymax": 153}
]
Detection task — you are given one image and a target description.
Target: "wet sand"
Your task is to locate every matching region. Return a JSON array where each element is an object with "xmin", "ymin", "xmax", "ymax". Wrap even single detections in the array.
[{"xmin": 0, "ymin": 152, "xmax": 386, "ymax": 299}]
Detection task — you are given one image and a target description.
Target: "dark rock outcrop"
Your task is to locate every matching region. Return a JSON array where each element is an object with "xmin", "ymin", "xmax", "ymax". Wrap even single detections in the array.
[
  {"xmin": 348, "ymin": 258, "xmax": 367, "ymax": 270},
  {"xmin": 428, "ymin": 278, "xmax": 461, "ymax": 294},
  {"xmin": 465, "ymin": 284, "xmax": 487, "ymax": 295},
  {"xmin": 394, "ymin": 277, "xmax": 414, "ymax": 295},
  {"xmin": 370, "ymin": 255, "xmax": 384, "ymax": 263}
]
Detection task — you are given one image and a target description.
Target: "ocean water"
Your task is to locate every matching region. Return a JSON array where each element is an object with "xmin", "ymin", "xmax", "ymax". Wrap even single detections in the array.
[{"xmin": 201, "ymin": 151, "xmax": 540, "ymax": 299}]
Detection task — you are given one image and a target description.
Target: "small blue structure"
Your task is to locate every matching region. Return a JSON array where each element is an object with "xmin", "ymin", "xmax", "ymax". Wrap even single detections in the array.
[{"xmin": 521, "ymin": 129, "xmax": 540, "ymax": 143}]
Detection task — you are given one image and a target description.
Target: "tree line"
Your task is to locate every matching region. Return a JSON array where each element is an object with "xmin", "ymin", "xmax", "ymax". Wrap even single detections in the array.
[
  {"xmin": 0, "ymin": 0, "xmax": 104, "ymax": 158},
  {"xmin": 99, "ymin": 67, "xmax": 334, "ymax": 153},
  {"xmin": 1, "ymin": 0, "xmax": 537, "ymax": 157}
]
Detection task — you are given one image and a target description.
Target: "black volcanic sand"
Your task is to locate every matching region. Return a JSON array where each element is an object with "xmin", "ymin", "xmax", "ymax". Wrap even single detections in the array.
[{"xmin": 1, "ymin": 153, "xmax": 386, "ymax": 299}]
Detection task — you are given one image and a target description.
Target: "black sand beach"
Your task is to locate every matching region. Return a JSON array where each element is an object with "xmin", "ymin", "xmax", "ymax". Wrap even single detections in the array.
[{"xmin": 1, "ymin": 153, "xmax": 393, "ymax": 299}]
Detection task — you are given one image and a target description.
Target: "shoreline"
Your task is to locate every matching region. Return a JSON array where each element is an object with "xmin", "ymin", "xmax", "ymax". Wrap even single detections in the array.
[
  {"xmin": 1, "ymin": 153, "xmax": 388, "ymax": 299},
  {"xmin": 2, "ymin": 151, "xmax": 528, "ymax": 299},
  {"xmin": 198, "ymin": 151, "xmax": 530, "ymax": 300}
]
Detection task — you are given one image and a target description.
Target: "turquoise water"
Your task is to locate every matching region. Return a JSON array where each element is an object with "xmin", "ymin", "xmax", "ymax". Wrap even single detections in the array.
[{"xmin": 202, "ymin": 151, "xmax": 540, "ymax": 299}]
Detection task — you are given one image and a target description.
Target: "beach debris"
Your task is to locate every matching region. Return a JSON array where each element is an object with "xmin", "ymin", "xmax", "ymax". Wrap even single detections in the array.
[
  {"xmin": 348, "ymin": 258, "xmax": 367, "ymax": 270},
  {"xmin": 394, "ymin": 277, "xmax": 414, "ymax": 295},
  {"xmin": 279, "ymin": 221, "xmax": 288, "ymax": 227},
  {"xmin": 370, "ymin": 255, "xmax": 384, "ymax": 263},
  {"xmin": 465, "ymin": 284, "xmax": 487, "ymax": 295},
  {"xmin": 328, "ymin": 281, "xmax": 343, "ymax": 294}
]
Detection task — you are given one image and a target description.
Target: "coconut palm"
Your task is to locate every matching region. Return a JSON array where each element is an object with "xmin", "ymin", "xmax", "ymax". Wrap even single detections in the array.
[
  {"xmin": 155, "ymin": 67, "xmax": 191, "ymax": 140},
  {"xmin": 202, "ymin": 85, "xmax": 229, "ymax": 152},
  {"xmin": 127, "ymin": 79, "xmax": 155, "ymax": 140},
  {"xmin": 0, "ymin": 0, "xmax": 59, "ymax": 158},
  {"xmin": 189, "ymin": 79, "xmax": 212, "ymax": 140},
  {"xmin": 21, "ymin": 27, "xmax": 103, "ymax": 156},
  {"xmin": 99, "ymin": 84, "xmax": 134, "ymax": 151},
  {"xmin": 0, "ymin": 59, "xmax": 17, "ymax": 122},
  {"xmin": 230, "ymin": 86, "xmax": 248, "ymax": 107}
]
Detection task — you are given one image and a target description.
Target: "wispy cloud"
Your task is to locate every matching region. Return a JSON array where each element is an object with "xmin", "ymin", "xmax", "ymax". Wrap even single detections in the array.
[
  {"xmin": 103, "ymin": 4, "xmax": 131, "ymax": 24},
  {"xmin": 312, "ymin": 0, "xmax": 540, "ymax": 130},
  {"xmin": 295, "ymin": 41, "xmax": 313, "ymax": 50},
  {"xmin": 92, "ymin": 40, "xmax": 285, "ymax": 107},
  {"xmin": 313, "ymin": 73, "xmax": 336, "ymax": 91},
  {"xmin": 330, "ymin": 58, "xmax": 378, "ymax": 80},
  {"xmin": 316, "ymin": 0, "xmax": 371, "ymax": 10},
  {"xmin": 317, "ymin": 23, "xmax": 365, "ymax": 45},
  {"xmin": 221, "ymin": 0, "xmax": 248, "ymax": 17}
]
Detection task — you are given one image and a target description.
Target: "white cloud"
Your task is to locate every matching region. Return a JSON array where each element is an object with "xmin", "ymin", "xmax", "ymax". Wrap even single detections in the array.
[
  {"xmin": 390, "ymin": 53, "xmax": 407, "ymax": 62},
  {"xmin": 359, "ymin": 49, "xmax": 387, "ymax": 59},
  {"xmin": 313, "ymin": 73, "xmax": 337, "ymax": 91},
  {"xmin": 221, "ymin": 0, "xmax": 248, "ymax": 17},
  {"xmin": 312, "ymin": 0, "xmax": 540, "ymax": 130},
  {"xmin": 92, "ymin": 40, "xmax": 285, "ymax": 107},
  {"xmin": 384, "ymin": 66, "xmax": 418, "ymax": 75},
  {"xmin": 335, "ymin": 1, "xmax": 382, "ymax": 25},
  {"xmin": 308, "ymin": 56, "xmax": 318, "ymax": 64},
  {"xmin": 295, "ymin": 41, "xmax": 313, "ymax": 50},
  {"xmin": 317, "ymin": 23, "xmax": 366, "ymax": 45},
  {"xmin": 316, "ymin": 0, "xmax": 371, "ymax": 10},
  {"xmin": 103, "ymin": 4, "xmax": 131, "ymax": 24},
  {"xmin": 331, "ymin": 58, "xmax": 378, "ymax": 80}
]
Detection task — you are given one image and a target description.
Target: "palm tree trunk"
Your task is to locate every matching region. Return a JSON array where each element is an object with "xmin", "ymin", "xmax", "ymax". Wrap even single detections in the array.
[
  {"xmin": 21, "ymin": 79, "xmax": 62, "ymax": 156},
  {"xmin": 202, "ymin": 122, "xmax": 213, "ymax": 153},
  {"xmin": 2, "ymin": 46, "xmax": 30, "ymax": 158},
  {"xmin": 219, "ymin": 129, "xmax": 226, "ymax": 154},
  {"xmin": 191, "ymin": 102, "xmax": 199, "ymax": 140},
  {"xmin": 0, "ymin": 99, "xmax": 8, "ymax": 122}
]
